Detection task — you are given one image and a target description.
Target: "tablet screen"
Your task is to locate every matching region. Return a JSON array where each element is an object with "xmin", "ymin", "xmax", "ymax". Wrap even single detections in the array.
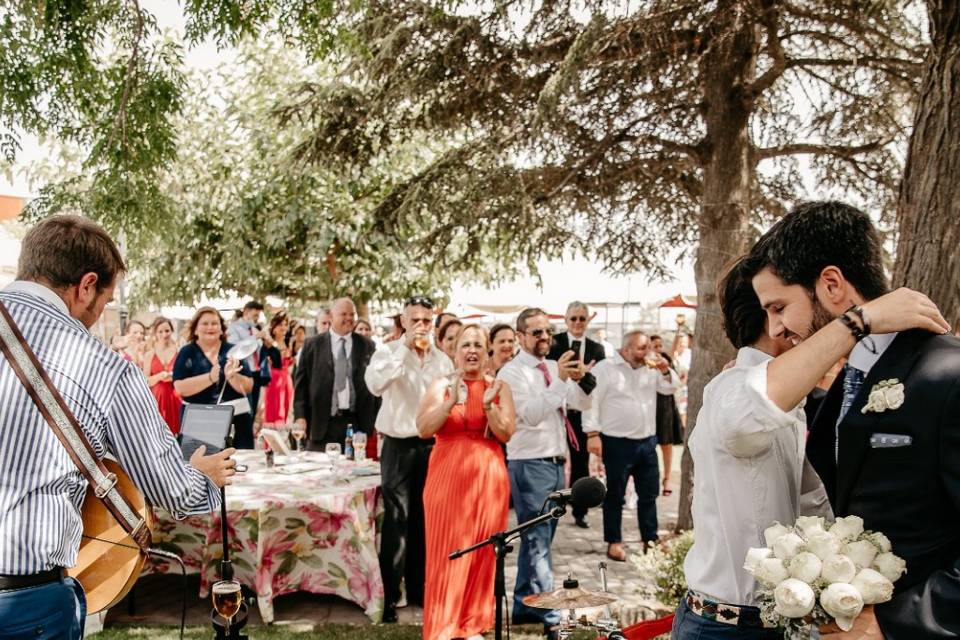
[{"xmin": 180, "ymin": 404, "xmax": 234, "ymax": 461}]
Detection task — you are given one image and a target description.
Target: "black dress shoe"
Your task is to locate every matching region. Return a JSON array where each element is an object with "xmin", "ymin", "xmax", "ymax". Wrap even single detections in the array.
[
  {"xmin": 382, "ymin": 605, "xmax": 398, "ymax": 623},
  {"xmin": 574, "ymin": 517, "xmax": 590, "ymax": 529}
]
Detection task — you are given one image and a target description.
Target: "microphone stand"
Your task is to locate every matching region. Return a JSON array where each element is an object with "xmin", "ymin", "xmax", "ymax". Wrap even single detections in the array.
[
  {"xmin": 212, "ymin": 431, "xmax": 248, "ymax": 640},
  {"xmin": 450, "ymin": 501, "xmax": 569, "ymax": 640}
]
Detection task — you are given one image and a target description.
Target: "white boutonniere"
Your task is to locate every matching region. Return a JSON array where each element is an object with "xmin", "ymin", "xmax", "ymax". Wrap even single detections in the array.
[{"xmin": 861, "ymin": 379, "xmax": 905, "ymax": 414}]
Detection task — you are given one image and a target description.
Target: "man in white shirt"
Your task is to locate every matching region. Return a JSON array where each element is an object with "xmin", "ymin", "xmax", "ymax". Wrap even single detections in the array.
[
  {"xmin": 364, "ymin": 296, "xmax": 453, "ymax": 623},
  {"xmin": 674, "ymin": 242, "xmax": 948, "ymax": 639},
  {"xmin": 497, "ymin": 307, "xmax": 590, "ymax": 636},
  {"xmin": 584, "ymin": 331, "xmax": 677, "ymax": 561}
]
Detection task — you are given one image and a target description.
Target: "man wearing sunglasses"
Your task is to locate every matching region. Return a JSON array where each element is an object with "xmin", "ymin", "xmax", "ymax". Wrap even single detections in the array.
[
  {"xmin": 364, "ymin": 295, "xmax": 453, "ymax": 623},
  {"xmin": 549, "ymin": 301, "xmax": 606, "ymax": 529},
  {"xmin": 498, "ymin": 307, "xmax": 593, "ymax": 638}
]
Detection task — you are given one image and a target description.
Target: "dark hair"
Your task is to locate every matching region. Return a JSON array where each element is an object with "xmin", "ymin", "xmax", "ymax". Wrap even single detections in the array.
[
  {"xmin": 437, "ymin": 318, "xmax": 463, "ymax": 343},
  {"xmin": 18, "ymin": 215, "xmax": 126, "ymax": 291},
  {"xmin": 126, "ymin": 319, "xmax": 146, "ymax": 334},
  {"xmin": 650, "ymin": 334, "xmax": 662, "ymax": 342},
  {"xmin": 753, "ymin": 201, "xmax": 889, "ymax": 300},
  {"xmin": 150, "ymin": 316, "xmax": 174, "ymax": 334},
  {"xmin": 268, "ymin": 311, "xmax": 288, "ymax": 338},
  {"xmin": 489, "ymin": 323, "xmax": 515, "ymax": 343},
  {"xmin": 718, "ymin": 254, "xmax": 767, "ymax": 349},
  {"xmin": 434, "ymin": 311, "xmax": 456, "ymax": 329},
  {"xmin": 243, "ymin": 300, "xmax": 264, "ymax": 312},
  {"xmin": 516, "ymin": 308, "xmax": 547, "ymax": 333},
  {"xmin": 186, "ymin": 307, "xmax": 227, "ymax": 343},
  {"xmin": 355, "ymin": 318, "xmax": 372, "ymax": 331}
]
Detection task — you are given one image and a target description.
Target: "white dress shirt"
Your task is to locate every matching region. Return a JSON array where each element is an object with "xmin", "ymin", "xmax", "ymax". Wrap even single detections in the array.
[
  {"xmin": 364, "ymin": 339, "xmax": 453, "ymax": 438},
  {"xmin": 582, "ymin": 351, "xmax": 678, "ymax": 439},
  {"xmin": 329, "ymin": 329, "xmax": 353, "ymax": 412},
  {"xmin": 497, "ymin": 350, "xmax": 591, "ymax": 460},
  {"xmin": 683, "ymin": 347, "xmax": 807, "ymax": 605},
  {"xmin": 847, "ymin": 332, "xmax": 897, "ymax": 374}
]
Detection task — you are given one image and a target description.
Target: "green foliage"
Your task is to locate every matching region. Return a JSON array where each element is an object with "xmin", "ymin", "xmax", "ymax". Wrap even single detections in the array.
[{"xmin": 632, "ymin": 529, "xmax": 694, "ymax": 610}]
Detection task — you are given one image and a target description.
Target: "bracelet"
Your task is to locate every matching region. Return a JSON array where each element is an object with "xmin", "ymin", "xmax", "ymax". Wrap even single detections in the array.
[
  {"xmin": 845, "ymin": 304, "xmax": 871, "ymax": 337},
  {"xmin": 586, "ymin": 432, "xmax": 600, "ymax": 439},
  {"xmin": 838, "ymin": 311, "xmax": 867, "ymax": 341}
]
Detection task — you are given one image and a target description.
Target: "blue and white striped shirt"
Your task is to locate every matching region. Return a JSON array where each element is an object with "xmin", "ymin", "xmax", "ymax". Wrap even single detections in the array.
[{"xmin": 0, "ymin": 282, "xmax": 220, "ymax": 575}]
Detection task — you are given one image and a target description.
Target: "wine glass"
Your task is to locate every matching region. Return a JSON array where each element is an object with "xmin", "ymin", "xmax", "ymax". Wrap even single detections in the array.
[
  {"xmin": 211, "ymin": 579, "xmax": 242, "ymax": 630},
  {"xmin": 325, "ymin": 442, "xmax": 342, "ymax": 478},
  {"xmin": 290, "ymin": 423, "xmax": 306, "ymax": 461},
  {"xmin": 644, "ymin": 349, "xmax": 661, "ymax": 369}
]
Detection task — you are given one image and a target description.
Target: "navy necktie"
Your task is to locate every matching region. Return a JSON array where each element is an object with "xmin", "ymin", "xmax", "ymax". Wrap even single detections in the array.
[{"xmin": 835, "ymin": 364, "xmax": 866, "ymax": 462}]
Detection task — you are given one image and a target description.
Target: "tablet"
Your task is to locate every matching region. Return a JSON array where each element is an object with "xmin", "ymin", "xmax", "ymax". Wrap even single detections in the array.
[{"xmin": 180, "ymin": 403, "xmax": 234, "ymax": 461}]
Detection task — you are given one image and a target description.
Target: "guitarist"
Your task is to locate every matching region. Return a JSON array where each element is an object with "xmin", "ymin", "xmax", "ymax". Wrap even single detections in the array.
[{"xmin": 0, "ymin": 216, "xmax": 236, "ymax": 638}]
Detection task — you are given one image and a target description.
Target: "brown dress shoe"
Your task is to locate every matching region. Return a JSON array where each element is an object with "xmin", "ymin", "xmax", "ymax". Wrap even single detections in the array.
[{"xmin": 606, "ymin": 543, "xmax": 627, "ymax": 562}]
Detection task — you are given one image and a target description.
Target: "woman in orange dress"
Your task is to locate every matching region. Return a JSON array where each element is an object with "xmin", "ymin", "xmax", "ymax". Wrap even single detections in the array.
[
  {"xmin": 141, "ymin": 316, "xmax": 182, "ymax": 435},
  {"xmin": 417, "ymin": 324, "xmax": 516, "ymax": 640}
]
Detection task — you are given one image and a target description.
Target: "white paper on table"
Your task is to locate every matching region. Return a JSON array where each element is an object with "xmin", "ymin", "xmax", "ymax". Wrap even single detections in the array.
[{"xmin": 261, "ymin": 428, "xmax": 292, "ymax": 456}]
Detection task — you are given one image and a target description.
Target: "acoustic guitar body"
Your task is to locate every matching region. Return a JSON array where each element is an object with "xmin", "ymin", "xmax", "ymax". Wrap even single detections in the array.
[{"xmin": 67, "ymin": 459, "xmax": 153, "ymax": 613}]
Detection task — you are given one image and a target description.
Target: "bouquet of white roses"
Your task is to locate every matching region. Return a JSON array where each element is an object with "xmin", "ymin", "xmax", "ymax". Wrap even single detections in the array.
[{"xmin": 743, "ymin": 515, "xmax": 905, "ymax": 639}]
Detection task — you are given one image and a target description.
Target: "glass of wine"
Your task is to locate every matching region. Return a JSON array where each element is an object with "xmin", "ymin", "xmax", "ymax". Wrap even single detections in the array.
[
  {"xmin": 644, "ymin": 350, "xmax": 661, "ymax": 369},
  {"xmin": 325, "ymin": 442, "xmax": 342, "ymax": 479},
  {"xmin": 212, "ymin": 579, "xmax": 242, "ymax": 629},
  {"xmin": 290, "ymin": 423, "xmax": 306, "ymax": 462},
  {"xmin": 413, "ymin": 333, "xmax": 430, "ymax": 351}
]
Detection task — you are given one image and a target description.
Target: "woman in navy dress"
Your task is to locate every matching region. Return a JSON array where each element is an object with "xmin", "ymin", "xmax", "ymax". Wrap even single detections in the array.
[{"xmin": 173, "ymin": 306, "xmax": 256, "ymax": 448}]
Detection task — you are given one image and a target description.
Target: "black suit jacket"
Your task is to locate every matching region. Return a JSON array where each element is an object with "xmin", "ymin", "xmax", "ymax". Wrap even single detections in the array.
[
  {"xmin": 807, "ymin": 330, "xmax": 960, "ymax": 639},
  {"xmin": 293, "ymin": 332, "xmax": 378, "ymax": 441},
  {"xmin": 548, "ymin": 333, "xmax": 605, "ymax": 401}
]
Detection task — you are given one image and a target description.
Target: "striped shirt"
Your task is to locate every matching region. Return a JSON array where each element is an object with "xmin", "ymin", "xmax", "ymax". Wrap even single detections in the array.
[{"xmin": 0, "ymin": 282, "xmax": 219, "ymax": 575}]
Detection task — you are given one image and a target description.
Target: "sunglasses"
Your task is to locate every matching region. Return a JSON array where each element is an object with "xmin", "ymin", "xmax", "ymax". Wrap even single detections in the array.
[
  {"xmin": 524, "ymin": 328, "xmax": 555, "ymax": 338},
  {"xmin": 405, "ymin": 295, "xmax": 434, "ymax": 309},
  {"xmin": 568, "ymin": 316, "xmax": 587, "ymax": 322}
]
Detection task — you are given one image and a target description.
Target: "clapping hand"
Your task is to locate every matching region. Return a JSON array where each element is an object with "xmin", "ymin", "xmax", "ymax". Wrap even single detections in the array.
[
  {"xmin": 483, "ymin": 380, "xmax": 504, "ymax": 409},
  {"xmin": 443, "ymin": 370, "xmax": 464, "ymax": 411},
  {"xmin": 224, "ymin": 357, "xmax": 242, "ymax": 380}
]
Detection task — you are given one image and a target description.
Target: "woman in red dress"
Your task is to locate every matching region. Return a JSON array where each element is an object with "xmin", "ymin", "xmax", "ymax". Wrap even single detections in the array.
[
  {"xmin": 262, "ymin": 312, "xmax": 294, "ymax": 426},
  {"xmin": 141, "ymin": 316, "xmax": 182, "ymax": 435},
  {"xmin": 417, "ymin": 324, "xmax": 516, "ymax": 640}
]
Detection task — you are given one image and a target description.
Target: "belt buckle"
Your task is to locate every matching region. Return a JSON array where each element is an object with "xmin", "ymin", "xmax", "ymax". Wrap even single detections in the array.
[{"xmin": 94, "ymin": 472, "xmax": 118, "ymax": 498}]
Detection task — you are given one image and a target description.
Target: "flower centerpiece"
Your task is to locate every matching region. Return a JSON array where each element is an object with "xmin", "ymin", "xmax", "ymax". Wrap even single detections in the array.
[{"xmin": 743, "ymin": 515, "xmax": 905, "ymax": 639}]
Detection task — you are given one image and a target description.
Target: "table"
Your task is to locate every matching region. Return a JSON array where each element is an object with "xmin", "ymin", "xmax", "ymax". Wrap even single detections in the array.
[{"xmin": 144, "ymin": 450, "xmax": 384, "ymax": 623}]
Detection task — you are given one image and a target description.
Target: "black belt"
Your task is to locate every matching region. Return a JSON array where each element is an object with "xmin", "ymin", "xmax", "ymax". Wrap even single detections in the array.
[
  {"xmin": 333, "ymin": 410, "xmax": 357, "ymax": 418},
  {"xmin": 0, "ymin": 568, "xmax": 66, "ymax": 591},
  {"xmin": 538, "ymin": 456, "xmax": 566, "ymax": 465}
]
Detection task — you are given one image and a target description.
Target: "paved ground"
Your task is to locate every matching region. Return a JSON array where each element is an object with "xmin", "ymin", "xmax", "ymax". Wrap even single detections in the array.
[{"xmin": 101, "ymin": 449, "xmax": 683, "ymax": 633}]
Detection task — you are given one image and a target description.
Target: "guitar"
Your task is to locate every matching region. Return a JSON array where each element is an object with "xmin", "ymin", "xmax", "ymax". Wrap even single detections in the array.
[{"xmin": 67, "ymin": 459, "xmax": 154, "ymax": 614}]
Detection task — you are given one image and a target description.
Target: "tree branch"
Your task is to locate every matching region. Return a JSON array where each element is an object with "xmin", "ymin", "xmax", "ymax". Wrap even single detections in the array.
[
  {"xmin": 746, "ymin": 2, "xmax": 786, "ymax": 97},
  {"xmin": 756, "ymin": 138, "xmax": 890, "ymax": 160}
]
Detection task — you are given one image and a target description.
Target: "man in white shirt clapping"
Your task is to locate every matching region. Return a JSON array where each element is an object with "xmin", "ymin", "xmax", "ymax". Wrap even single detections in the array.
[{"xmin": 584, "ymin": 331, "xmax": 678, "ymax": 562}]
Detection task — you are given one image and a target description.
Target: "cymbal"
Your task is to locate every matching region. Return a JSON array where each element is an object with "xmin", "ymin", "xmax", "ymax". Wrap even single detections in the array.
[
  {"xmin": 522, "ymin": 586, "xmax": 617, "ymax": 610},
  {"xmin": 226, "ymin": 338, "xmax": 260, "ymax": 361}
]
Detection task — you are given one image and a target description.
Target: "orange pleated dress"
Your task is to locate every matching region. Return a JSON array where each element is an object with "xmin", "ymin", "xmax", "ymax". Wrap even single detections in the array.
[{"xmin": 422, "ymin": 378, "xmax": 509, "ymax": 640}]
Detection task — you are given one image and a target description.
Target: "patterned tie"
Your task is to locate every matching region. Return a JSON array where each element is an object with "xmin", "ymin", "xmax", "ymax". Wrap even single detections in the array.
[
  {"xmin": 835, "ymin": 364, "xmax": 866, "ymax": 462},
  {"xmin": 535, "ymin": 362, "xmax": 579, "ymax": 451},
  {"xmin": 334, "ymin": 337, "xmax": 348, "ymax": 410}
]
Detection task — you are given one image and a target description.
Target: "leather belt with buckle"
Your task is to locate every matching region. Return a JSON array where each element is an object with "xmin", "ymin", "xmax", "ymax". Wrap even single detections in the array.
[
  {"xmin": 0, "ymin": 568, "xmax": 66, "ymax": 591},
  {"xmin": 685, "ymin": 590, "xmax": 774, "ymax": 629},
  {"xmin": 539, "ymin": 456, "xmax": 566, "ymax": 465}
]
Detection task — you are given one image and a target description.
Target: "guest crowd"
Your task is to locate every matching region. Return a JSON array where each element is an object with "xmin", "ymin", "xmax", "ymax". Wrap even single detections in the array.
[{"xmin": 111, "ymin": 297, "xmax": 692, "ymax": 640}]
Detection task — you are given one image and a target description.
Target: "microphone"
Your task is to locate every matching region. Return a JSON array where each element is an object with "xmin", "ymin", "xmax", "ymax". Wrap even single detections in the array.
[{"xmin": 547, "ymin": 477, "xmax": 606, "ymax": 510}]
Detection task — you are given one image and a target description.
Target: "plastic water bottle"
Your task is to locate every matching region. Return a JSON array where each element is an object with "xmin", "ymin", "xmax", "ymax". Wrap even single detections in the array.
[
  {"xmin": 353, "ymin": 430, "xmax": 367, "ymax": 462},
  {"xmin": 344, "ymin": 425, "xmax": 355, "ymax": 461}
]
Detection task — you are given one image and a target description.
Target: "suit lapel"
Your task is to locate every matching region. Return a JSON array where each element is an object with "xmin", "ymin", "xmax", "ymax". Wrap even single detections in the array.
[
  {"xmin": 835, "ymin": 330, "xmax": 927, "ymax": 514},
  {"xmin": 318, "ymin": 333, "xmax": 333, "ymax": 374},
  {"xmin": 807, "ymin": 374, "xmax": 845, "ymax": 507}
]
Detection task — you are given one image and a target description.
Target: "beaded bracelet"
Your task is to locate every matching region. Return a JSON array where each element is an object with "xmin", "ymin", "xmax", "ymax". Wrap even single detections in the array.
[{"xmin": 838, "ymin": 311, "xmax": 867, "ymax": 341}]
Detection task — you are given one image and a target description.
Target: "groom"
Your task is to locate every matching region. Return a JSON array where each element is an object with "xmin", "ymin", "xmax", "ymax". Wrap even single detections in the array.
[{"xmin": 750, "ymin": 201, "xmax": 960, "ymax": 639}]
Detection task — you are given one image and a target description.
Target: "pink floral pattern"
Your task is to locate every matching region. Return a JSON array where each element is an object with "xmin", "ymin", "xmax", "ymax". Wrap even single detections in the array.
[{"xmin": 143, "ymin": 451, "xmax": 384, "ymax": 622}]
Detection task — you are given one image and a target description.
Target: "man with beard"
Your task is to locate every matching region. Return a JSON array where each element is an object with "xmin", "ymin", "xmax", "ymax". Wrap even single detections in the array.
[
  {"xmin": 749, "ymin": 201, "xmax": 957, "ymax": 640},
  {"xmin": 497, "ymin": 307, "xmax": 591, "ymax": 638},
  {"xmin": 673, "ymin": 246, "xmax": 947, "ymax": 640}
]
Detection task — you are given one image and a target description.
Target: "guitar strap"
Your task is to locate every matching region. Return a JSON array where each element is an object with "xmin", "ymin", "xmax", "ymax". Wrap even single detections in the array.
[{"xmin": 0, "ymin": 301, "xmax": 151, "ymax": 551}]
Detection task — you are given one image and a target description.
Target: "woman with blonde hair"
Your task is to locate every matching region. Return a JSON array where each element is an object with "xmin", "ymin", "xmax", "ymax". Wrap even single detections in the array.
[{"xmin": 417, "ymin": 324, "xmax": 516, "ymax": 640}]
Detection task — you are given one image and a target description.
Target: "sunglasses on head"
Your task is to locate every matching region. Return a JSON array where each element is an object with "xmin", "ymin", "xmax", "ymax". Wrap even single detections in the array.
[
  {"xmin": 525, "ymin": 328, "xmax": 555, "ymax": 338},
  {"xmin": 568, "ymin": 316, "xmax": 587, "ymax": 322},
  {"xmin": 405, "ymin": 295, "xmax": 434, "ymax": 309}
]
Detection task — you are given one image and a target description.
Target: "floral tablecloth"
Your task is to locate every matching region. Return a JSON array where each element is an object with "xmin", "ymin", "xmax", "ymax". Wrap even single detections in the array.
[{"xmin": 144, "ymin": 451, "xmax": 384, "ymax": 623}]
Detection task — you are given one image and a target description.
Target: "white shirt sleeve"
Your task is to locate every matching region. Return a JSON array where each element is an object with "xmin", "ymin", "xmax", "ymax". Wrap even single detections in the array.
[
  {"xmin": 498, "ymin": 365, "xmax": 566, "ymax": 428},
  {"xmin": 656, "ymin": 367, "xmax": 679, "ymax": 394},
  {"xmin": 363, "ymin": 343, "xmax": 411, "ymax": 397},
  {"xmin": 713, "ymin": 361, "xmax": 803, "ymax": 458},
  {"xmin": 581, "ymin": 365, "xmax": 607, "ymax": 433}
]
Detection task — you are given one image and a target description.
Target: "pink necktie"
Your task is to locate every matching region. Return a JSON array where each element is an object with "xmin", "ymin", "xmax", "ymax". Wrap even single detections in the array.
[{"xmin": 536, "ymin": 362, "xmax": 579, "ymax": 451}]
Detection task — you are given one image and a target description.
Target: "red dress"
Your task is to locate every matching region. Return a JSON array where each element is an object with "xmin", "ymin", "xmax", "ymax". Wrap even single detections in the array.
[
  {"xmin": 423, "ymin": 378, "xmax": 509, "ymax": 640},
  {"xmin": 263, "ymin": 355, "xmax": 294, "ymax": 425},
  {"xmin": 149, "ymin": 353, "xmax": 181, "ymax": 435}
]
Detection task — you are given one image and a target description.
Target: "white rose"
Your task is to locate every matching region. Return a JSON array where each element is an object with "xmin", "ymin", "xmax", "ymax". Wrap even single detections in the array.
[
  {"xmin": 873, "ymin": 552, "xmax": 907, "ymax": 583},
  {"xmin": 788, "ymin": 552, "xmax": 823, "ymax": 584},
  {"xmin": 795, "ymin": 515, "xmax": 826, "ymax": 539},
  {"xmin": 744, "ymin": 547, "xmax": 774, "ymax": 575},
  {"xmin": 754, "ymin": 557, "xmax": 790, "ymax": 587},
  {"xmin": 882, "ymin": 385, "xmax": 905, "ymax": 410},
  {"xmin": 865, "ymin": 388, "xmax": 888, "ymax": 412},
  {"xmin": 844, "ymin": 540, "xmax": 879, "ymax": 569},
  {"xmin": 806, "ymin": 530, "xmax": 843, "ymax": 560},
  {"xmin": 866, "ymin": 532, "xmax": 892, "ymax": 553},
  {"xmin": 851, "ymin": 568, "xmax": 895, "ymax": 605},
  {"xmin": 821, "ymin": 554, "xmax": 858, "ymax": 583},
  {"xmin": 820, "ymin": 583, "xmax": 865, "ymax": 631},
  {"xmin": 773, "ymin": 532, "xmax": 805, "ymax": 561},
  {"xmin": 764, "ymin": 522, "xmax": 790, "ymax": 548},
  {"xmin": 774, "ymin": 578, "xmax": 817, "ymax": 618},
  {"xmin": 829, "ymin": 515, "xmax": 865, "ymax": 542}
]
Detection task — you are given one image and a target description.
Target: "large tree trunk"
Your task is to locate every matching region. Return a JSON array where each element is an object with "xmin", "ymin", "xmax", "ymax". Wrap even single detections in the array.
[
  {"xmin": 676, "ymin": 4, "xmax": 758, "ymax": 531},
  {"xmin": 892, "ymin": 1, "xmax": 960, "ymax": 327}
]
